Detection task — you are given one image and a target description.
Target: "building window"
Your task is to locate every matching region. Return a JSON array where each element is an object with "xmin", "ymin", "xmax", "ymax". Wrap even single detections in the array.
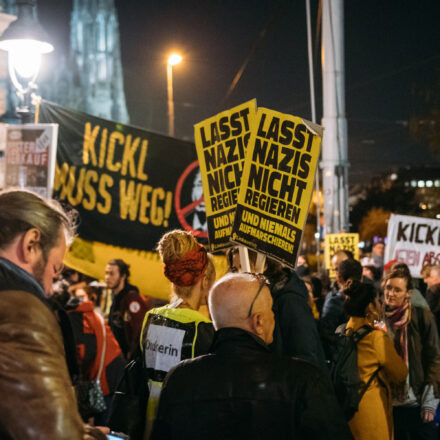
[
  {"xmin": 418, "ymin": 180, "xmax": 425, "ymax": 188},
  {"xmin": 426, "ymin": 180, "xmax": 433, "ymax": 187},
  {"xmin": 435, "ymin": 180, "xmax": 440, "ymax": 187},
  {"xmin": 98, "ymin": 15, "xmax": 106, "ymax": 52},
  {"xmin": 411, "ymin": 180, "xmax": 417, "ymax": 187}
]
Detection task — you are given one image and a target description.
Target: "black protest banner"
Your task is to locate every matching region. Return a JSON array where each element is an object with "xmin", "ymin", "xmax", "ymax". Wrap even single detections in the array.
[
  {"xmin": 231, "ymin": 107, "xmax": 323, "ymax": 267},
  {"xmin": 194, "ymin": 100, "xmax": 256, "ymax": 251},
  {"xmin": 39, "ymin": 101, "xmax": 204, "ymax": 251}
]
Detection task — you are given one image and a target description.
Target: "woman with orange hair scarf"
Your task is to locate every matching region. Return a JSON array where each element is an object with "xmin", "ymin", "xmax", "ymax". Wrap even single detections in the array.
[{"xmin": 140, "ymin": 230, "xmax": 216, "ymax": 439}]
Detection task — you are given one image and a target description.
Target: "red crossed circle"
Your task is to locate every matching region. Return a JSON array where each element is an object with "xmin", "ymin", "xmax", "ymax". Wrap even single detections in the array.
[{"xmin": 174, "ymin": 160, "xmax": 208, "ymax": 238}]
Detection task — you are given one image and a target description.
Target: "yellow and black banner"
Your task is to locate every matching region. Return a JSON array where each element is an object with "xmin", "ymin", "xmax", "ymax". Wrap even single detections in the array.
[
  {"xmin": 39, "ymin": 101, "xmax": 206, "ymax": 250},
  {"xmin": 64, "ymin": 237, "xmax": 228, "ymax": 301},
  {"xmin": 231, "ymin": 108, "xmax": 322, "ymax": 267},
  {"xmin": 194, "ymin": 100, "xmax": 256, "ymax": 251}
]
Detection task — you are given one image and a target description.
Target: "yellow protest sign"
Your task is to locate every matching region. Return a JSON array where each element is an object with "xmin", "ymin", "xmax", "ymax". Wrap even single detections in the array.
[
  {"xmin": 231, "ymin": 108, "xmax": 323, "ymax": 267},
  {"xmin": 64, "ymin": 237, "xmax": 228, "ymax": 301},
  {"xmin": 324, "ymin": 233, "xmax": 360, "ymax": 279},
  {"xmin": 194, "ymin": 100, "xmax": 256, "ymax": 251}
]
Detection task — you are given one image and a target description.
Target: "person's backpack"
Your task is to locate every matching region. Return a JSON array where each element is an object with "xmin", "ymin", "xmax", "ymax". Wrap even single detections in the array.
[{"xmin": 329, "ymin": 324, "xmax": 381, "ymax": 420}]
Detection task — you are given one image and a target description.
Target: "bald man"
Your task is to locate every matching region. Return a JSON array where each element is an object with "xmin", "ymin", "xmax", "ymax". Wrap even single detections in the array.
[{"xmin": 151, "ymin": 273, "xmax": 352, "ymax": 440}]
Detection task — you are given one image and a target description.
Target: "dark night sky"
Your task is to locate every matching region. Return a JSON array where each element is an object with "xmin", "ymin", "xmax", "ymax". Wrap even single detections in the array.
[{"xmin": 37, "ymin": 0, "xmax": 440, "ymax": 184}]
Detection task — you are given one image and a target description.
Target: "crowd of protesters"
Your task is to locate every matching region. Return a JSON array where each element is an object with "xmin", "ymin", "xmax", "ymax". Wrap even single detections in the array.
[{"xmin": 1, "ymin": 188, "xmax": 440, "ymax": 439}]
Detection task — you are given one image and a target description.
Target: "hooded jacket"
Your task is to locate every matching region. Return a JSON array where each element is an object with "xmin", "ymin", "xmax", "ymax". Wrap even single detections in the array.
[{"xmin": 270, "ymin": 268, "xmax": 327, "ymax": 371}]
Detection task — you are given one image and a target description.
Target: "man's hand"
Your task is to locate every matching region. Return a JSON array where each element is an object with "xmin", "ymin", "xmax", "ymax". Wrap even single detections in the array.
[
  {"xmin": 422, "ymin": 410, "xmax": 434, "ymax": 423},
  {"xmin": 84, "ymin": 424, "xmax": 109, "ymax": 439}
]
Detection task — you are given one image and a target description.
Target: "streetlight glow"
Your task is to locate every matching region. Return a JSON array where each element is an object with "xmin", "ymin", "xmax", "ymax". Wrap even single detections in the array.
[
  {"xmin": 0, "ymin": 38, "xmax": 53, "ymax": 55},
  {"xmin": 167, "ymin": 53, "xmax": 182, "ymax": 137},
  {"xmin": 0, "ymin": 1, "xmax": 54, "ymax": 122},
  {"xmin": 8, "ymin": 45, "xmax": 42, "ymax": 79},
  {"xmin": 168, "ymin": 53, "xmax": 182, "ymax": 66}
]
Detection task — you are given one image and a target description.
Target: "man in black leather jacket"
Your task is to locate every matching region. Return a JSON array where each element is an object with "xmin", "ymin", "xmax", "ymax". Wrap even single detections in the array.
[{"xmin": 151, "ymin": 272, "xmax": 352, "ymax": 440}]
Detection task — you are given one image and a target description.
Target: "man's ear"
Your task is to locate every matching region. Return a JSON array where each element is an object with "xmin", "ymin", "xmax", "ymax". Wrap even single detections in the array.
[
  {"xmin": 21, "ymin": 228, "xmax": 42, "ymax": 264},
  {"xmin": 201, "ymin": 273, "xmax": 210, "ymax": 290},
  {"xmin": 337, "ymin": 273, "xmax": 344, "ymax": 286},
  {"xmin": 251, "ymin": 312, "xmax": 265, "ymax": 338}
]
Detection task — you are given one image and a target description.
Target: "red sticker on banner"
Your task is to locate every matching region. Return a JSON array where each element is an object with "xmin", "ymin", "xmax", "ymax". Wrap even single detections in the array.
[{"xmin": 174, "ymin": 160, "xmax": 208, "ymax": 238}]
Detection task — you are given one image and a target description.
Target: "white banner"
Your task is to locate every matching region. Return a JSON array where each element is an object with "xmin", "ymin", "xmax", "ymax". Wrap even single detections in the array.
[{"xmin": 385, "ymin": 214, "xmax": 440, "ymax": 278}]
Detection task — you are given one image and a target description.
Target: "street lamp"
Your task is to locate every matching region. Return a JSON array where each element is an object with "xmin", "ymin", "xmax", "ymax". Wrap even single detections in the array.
[
  {"xmin": 167, "ymin": 53, "xmax": 182, "ymax": 137},
  {"xmin": 0, "ymin": 0, "xmax": 53, "ymax": 123}
]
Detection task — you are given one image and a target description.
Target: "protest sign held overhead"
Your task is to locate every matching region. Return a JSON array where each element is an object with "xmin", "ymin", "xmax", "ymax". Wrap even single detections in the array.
[
  {"xmin": 4, "ymin": 124, "xmax": 58, "ymax": 198},
  {"xmin": 231, "ymin": 107, "xmax": 323, "ymax": 267},
  {"xmin": 385, "ymin": 214, "xmax": 440, "ymax": 278},
  {"xmin": 39, "ymin": 101, "xmax": 202, "ymax": 251},
  {"xmin": 325, "ymin": 233, "xmax": 360, "ymax": 279},
  {"xmin": 194, "ymin": 100, "xmax": 256, "ymax": 251}
]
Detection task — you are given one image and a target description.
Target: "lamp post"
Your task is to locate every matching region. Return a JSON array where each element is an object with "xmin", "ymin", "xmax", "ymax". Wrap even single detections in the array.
[
  {"xmin": 167, "ymin": 53, "xmax": 182, "ymax": 137},
  {"xmin": 0, "ymin": 0, "xmax": 53, "ymax": 123}
]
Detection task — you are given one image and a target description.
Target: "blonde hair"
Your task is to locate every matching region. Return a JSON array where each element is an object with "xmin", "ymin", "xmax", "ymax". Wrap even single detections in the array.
[
  {"xmin": 421, "ymin": 265, "xmax": 432, "ymax": 278},
  {"xmin": 157, "ymin": 229, "xmax": 214, "ymax": 299}
]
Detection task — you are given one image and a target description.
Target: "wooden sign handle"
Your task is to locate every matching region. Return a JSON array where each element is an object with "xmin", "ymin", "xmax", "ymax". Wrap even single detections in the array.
[
  {"xmin": 238, "ymin": 246, "xmax": 251, "ymax": 273},
  {"xmin": 237, "ymin": 246, "xmax": 266, "ymax": 274},
  {"xmin": 255, "ymin": 253, "xmax": 266, "ymax": 274}
]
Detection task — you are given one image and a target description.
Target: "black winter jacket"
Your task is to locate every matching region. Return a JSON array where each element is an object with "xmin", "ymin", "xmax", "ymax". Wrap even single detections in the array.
[
  {"xmin": 151, "ymin": 327, "xmax": 352, "ymax": 440},
  {"xmin": 391, "ymin": 305, "xmax": 440, "ymax": 401},
  {"xmin": 270, "ymin": 269, "xmax": 327, "ymax": 371}
]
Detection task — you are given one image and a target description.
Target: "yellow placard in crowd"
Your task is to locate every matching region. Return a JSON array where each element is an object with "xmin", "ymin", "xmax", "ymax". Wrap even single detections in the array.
[
  {"xmin": 194, "ymin": 100, "xmax": 256, "ymax": 252},
  {"xmin": 231, "ymin": 107, "xmax": 323, "ymax": 268},
  {"xmin": 324, "ymin": 233, "xmax": 360, "ymax": 279}
]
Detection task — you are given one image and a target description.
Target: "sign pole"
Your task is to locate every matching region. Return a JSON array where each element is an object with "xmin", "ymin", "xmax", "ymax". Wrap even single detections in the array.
[
  {"xmin": 255, "ymin": 253, "xmax": 266, "ymax": 274},
  {"xmin": 238, "ymin": 246, "xmax": 251, "ymax": 273}
]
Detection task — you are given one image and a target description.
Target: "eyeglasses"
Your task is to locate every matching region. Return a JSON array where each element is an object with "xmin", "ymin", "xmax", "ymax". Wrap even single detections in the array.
[{"xmin": 244, "ymin": 272, "xmax": 270, "ymax": 318}]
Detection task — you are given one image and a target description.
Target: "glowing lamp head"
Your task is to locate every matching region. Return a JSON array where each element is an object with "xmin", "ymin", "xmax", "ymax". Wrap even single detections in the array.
[
  {"xmin": 2, "ymin": 39, "xmax": 52, "ymax": 79},
  {"xmin": 168, "ymin": 53, "xmax": 182, "ymax": 66},
  {"xmin": 0, "ymin": 1, "xmax": 54, "ymax": 88}
]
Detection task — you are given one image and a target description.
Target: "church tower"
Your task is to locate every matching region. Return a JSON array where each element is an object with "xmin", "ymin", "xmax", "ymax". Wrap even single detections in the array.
[
  {"xmin": 68, "ymin": 0, "xmax": 129, "ymax": 123},
  {"xmin": 41, "ymin": 0, "xmax": 129, "ymax": 123}
]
